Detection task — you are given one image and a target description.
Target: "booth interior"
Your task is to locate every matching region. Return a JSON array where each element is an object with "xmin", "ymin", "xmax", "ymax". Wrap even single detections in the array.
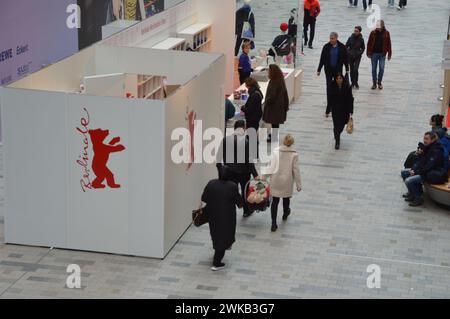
[
  {"xmin": 102, "ymin": 0, "xmax": 236, "ymax": 94},
  {"xmin": 0, "ymin": 44, "xmax": 226, "ymax": 259}
]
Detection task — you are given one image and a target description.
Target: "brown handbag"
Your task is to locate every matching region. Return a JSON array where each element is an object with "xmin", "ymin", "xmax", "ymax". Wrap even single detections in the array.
[
  {"xmin": 192, "ymin": 206, "xmax": 209, "ymax": 227},
  {"xmin": 346, "ymin": 117, "xmax": 354, "ymax": 134}
]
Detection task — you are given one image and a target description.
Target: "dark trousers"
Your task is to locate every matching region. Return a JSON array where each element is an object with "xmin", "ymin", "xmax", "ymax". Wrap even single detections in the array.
[
  {"xmin": 229, "ymin": 173, "xmax": 251, "ymax": 215},
  {"xmin": 271, "ymin": 197, "xmax": 290, "ymax": 225},
  {"xmin": 363, "ymin": 0, "xmax": 373, "ymax": 10},
  {"xmin": 213, "ymin": 250, "xmax": 225, "ymax": 267},
  {"xmin": 235, "ymin": 36, "xmax": 243, "ymax": 56},
  {"xmin": 239, "ymin": 70, "xmax": 251, "ymax": 85},
  {"xmin": 333, "ymin": 119, "xmax": 346, "ymax": 142},
  {"xmin": 349, "ymin": 56, "xmax": 361, "ymax": 86},
  {"xmin": 399, "ymin": 0, "xmax": 407, "ymax": 7},
  {"xmin": 303, "ymin": 18, "xmax": 316, "ymax": 47}
]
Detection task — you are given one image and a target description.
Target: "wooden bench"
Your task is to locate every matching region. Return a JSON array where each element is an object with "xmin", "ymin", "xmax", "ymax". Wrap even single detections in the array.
[{"xmin": 425, "ymin": 170, "xmax": 450, "ymax": 207}]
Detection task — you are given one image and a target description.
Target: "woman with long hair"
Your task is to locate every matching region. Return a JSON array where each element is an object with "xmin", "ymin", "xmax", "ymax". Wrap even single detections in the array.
[
  {"xmin": 329, "ymin": 73, "xmax": 354, "ymax": 150},
  {"xmin": 241, "ymin": 77, "xmax": 263, "ymax": 133},
  {"xmin": 263, "ymin": 64, "xmax": 290, "ymax": 143}
]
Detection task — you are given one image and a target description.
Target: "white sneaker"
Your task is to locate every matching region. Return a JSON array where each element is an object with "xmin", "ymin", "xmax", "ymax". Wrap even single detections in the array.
[
  {"xmin": 396, "ymin": 5, "xmax": 402, "ymax": 10},
  {"xmin": 211, "ymin": 265, "xmax": 226, "ymax": 271}
]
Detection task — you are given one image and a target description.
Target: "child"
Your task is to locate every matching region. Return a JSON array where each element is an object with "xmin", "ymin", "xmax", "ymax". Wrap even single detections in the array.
[
  {"xmin": 238, "ymin": 42, "xmax": 253, "ymax": 85},
  {"xmin": 262, "ymin": 134, "xmax": 302, "ymax": 232}
]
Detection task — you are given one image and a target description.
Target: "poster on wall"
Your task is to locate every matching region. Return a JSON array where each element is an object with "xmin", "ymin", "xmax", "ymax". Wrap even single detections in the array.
[
  {"xmin": 77, "ymin": 0, "xmax": 165, "ymax": 50},
  {"xmin": 0, "ymin": 0, "xmax": 78, "ymax": 86},
  {"xmin": 139, "ymin": 0, "xmax": 165, "ymax": 19}
]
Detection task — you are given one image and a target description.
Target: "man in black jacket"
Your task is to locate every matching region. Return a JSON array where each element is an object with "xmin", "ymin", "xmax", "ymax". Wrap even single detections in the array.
[
  {"xmin": 345, "ymin": 26, "xmax": 365, "ymax": 89},
  {"xmin": 217, "ymin": 120, "xmax": 259, "ymax": 217},
  {"xmin": 317, "ymin": 32, "xmax": 350, "ymax": 116},
  {"xmin": 402, "ymin": 132, "xmax": 447, "ymax": 207}
]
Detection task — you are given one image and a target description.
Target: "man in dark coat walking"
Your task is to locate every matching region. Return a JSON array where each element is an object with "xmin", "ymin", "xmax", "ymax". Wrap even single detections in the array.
[
  {"xmin": 202, "ymin": 166, "xmax": 244, "ymax": 271},
  {"xmin": 317, "ymin": 32, "xmax": 350, "ymax": 116},
  {"xmin": 217, "ymin": 120, "xmax": 259, "ymax": 218},
  {"xmin": 345, "ymin": 26, "xmax": 365, "ymax": 89}
]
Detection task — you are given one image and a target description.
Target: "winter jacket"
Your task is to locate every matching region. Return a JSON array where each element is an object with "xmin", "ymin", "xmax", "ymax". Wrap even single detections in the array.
[
  {"xmin": 345, "ymin": 33, "xmax": 365, "ymax": 59},
  {"xmin": 241, "ymin": 86, "xmax": 263, "ymax": 127},
  {"xmin": 262, "ymin": 145, "xmax": 302, "ymax": 198},
  {"xmin": 217, "ymin": 129, "xmax": 258, "ymax": 177},
  {"xmin": 329, "ymin": 83, "xmax": 354, "ymax": 127},
  {"xmin": 317, "ymin": 41, "xmax": 349, "ymax": 73},
  {"xmin": 367, "ymin": 29, "xmax": 392, "ymax": 59},
  {"xmin": 262, "ymin": 79, "xmax": 290, "ymax": 125},
  {"xmin": 304, "ymin": 0, "xmax": 321, "ymax": 19},
  {"xmin": 202, "ymin": 179, "xmax": 243, "ymax": 251},
  {"xmin": 414, "ymin": 141, "xmax": 447, "ymax": 184}
]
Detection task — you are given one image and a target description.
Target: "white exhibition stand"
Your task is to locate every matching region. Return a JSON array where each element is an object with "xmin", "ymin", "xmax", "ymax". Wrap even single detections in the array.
[{"xmin": 0, "ymin": 45, "xmax": 226, "ymax": 258}]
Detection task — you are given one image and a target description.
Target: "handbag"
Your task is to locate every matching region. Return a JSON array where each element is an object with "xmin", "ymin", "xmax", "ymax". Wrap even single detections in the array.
[
  {"xmin": 241, "ymin": 11, "xmax": 254, "ymax": 41},
  {"xmin": 346, "ymin": 117, "xmax": 354, "ymax": 134},
  {"xmin": 192, "ymin": 206, "xmax": 209, "ymax": 227}
]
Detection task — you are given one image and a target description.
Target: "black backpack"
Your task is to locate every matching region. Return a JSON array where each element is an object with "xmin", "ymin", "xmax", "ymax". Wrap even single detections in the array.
[{"xmin": 272, "ymin": 35, "xmax": 292, "ymax": 57}]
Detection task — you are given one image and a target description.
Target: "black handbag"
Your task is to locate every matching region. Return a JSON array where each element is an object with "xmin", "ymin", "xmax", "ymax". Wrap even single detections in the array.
[{"xmin": 192, "ymin": 206, "xmax": 209, "ymax": 227}]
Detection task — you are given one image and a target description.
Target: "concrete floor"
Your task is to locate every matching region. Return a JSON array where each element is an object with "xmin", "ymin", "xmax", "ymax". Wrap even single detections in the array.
[{"xmin": 1, "ymin": 0, "xmax": 450, "ymax": 298}]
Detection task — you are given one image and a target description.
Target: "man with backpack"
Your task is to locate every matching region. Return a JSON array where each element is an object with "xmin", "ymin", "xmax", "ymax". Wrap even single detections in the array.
[
  {"xmin": 268, "ymin": 23, "xmax": 293, "ymax": 65},
  {"xmin": 303, "ymin": 0, "xmax": 321, "ymax": 49},
  {"xmin": 235, "ymin": 0, "xmax": 256, "ymax": 56}
]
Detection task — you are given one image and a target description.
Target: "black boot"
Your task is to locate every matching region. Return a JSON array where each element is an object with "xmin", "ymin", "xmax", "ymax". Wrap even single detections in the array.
[{"xmin": 335, "ymin": 136, "xmax": 340, "ymax": 150}]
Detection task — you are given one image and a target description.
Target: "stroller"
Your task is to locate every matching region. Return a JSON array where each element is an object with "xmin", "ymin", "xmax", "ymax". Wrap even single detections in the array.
[{"xmin": 245, "ymin": 179, "xmax": 271, "ymax": 213}]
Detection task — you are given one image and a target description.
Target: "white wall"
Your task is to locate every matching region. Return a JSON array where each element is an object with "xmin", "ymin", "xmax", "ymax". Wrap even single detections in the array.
[
  {"xmin": 1, "ymin": 88, "xmax": 67, "ymax": 248},
  {"xmin": 163, "ymin": 55, "xmax": 226, "ymax": 255},
  {"xmin": 8, "ymin": 46, "xmax": 97, "ymax": 93},
  {"xmin": 94, "ymin": 45, "xmax": 221, "ymax": 86},
  {"xmin": 196, "ymin": 0, "xmax": 236, "ymax": 94},
  {"xmin": 1, "ymin": 87, "xmax": 167, "ymax": 258}
]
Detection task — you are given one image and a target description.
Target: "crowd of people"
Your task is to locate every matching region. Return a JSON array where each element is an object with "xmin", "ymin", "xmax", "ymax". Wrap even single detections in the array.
[{"xmin": 201, "ymin": 0, "xmax": 438, "ymax": 271}]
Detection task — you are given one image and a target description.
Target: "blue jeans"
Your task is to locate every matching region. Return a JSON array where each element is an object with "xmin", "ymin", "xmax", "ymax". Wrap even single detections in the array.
[
  {"xmin": 401, "ymin": 169, "xmax": 411, "ymax": 181},
  {"xmin": 349, "ymin": 0, "xmax": 357, "ymax": 5},
  {"xmin": 404, "ymin": 175, "xmax": 424, "ymax": 200},
  {"xmin": 371, "ymin": 53, "xmax": 386, "ymax": 85},
  {"xmin": 388, "ymin": 0, "xmax": 395, "ymax": 5}
]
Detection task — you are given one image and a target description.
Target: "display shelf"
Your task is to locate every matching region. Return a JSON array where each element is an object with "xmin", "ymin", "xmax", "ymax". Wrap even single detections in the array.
[
  {"xmin": 137, "ymin": 74, "xmax": 165, "ymax": 99},
  {"xmin": 152, "ymin": 38, "xmax": 186, "ymax": 51},
  {"xmin": 177, "ymin": 23, "xmax": 212, "ymax": 52}
]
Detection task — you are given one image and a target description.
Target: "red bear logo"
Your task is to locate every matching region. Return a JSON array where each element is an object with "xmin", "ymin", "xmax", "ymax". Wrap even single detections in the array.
[{"xmin": 88, "ymin": 129, "xmax": 126, "ymax": 189}]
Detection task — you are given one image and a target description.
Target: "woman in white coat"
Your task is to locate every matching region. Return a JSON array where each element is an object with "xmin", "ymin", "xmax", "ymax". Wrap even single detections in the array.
[{"xmin": 262, "ymin": 134, "xmax": 302, "ymax": 232}]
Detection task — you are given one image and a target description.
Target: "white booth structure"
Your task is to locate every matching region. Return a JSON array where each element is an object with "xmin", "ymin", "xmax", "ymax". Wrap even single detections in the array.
[{"xmin": 0, "ymin": 44, "xmax": 226, "ymax": 258}]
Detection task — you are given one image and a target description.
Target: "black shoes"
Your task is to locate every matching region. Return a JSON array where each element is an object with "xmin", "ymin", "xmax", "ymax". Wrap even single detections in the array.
[
  {"xmin": 409, "ymin": 198, "xmax": 424, "ymax": 207},
  {"xmin": 271, "ymin": 224, "xmax": 278, "ymax": 232},
  {"xmin": 402, "ymin": 192, "xmax": 411, "ymax": 198},
  {"xmin": 282, "ymin": 209, "xmax": 291, "ymax": 221},
  {"xmin": 335, "ymin": 140, "xmax": 340, "ymax": 150},
  {"xmin": 371, "ymin": 84, "xmax": 377, "ymax": 90},
  {"xmin": 378, "ymin": 83, "xmax": 383, "ymax": 90},
  {"xmin": 308, "ymin": 45, "xmax": 314, "ymax": 49}
]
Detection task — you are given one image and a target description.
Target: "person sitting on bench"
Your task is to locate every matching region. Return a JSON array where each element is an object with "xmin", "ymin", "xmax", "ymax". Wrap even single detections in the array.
[{"xmin": 401, "ymin": 132, "xmax": 448, "ymax": 207}]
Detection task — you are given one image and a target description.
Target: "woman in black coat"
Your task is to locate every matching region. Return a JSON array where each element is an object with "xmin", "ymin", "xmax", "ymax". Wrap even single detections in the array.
[
  {"xmin": 241, "ymin": 77, "xmax": 263, "ymax": 133},
  {"xmin": 329, "ymin": 73, "xmax": 354, "ymax": 150},
  {"xmin": 201, "ymin": 166, "xmax": 244, "ymax": 271}
]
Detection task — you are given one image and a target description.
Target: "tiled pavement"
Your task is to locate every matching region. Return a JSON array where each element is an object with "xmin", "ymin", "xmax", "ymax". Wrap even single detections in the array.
[{"xmin": 1, "ymin": 0, "xmax": 450, "ymax": 298}]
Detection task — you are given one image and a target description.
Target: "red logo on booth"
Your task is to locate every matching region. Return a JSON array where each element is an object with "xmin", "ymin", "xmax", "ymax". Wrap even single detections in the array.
[
  {"xmin": 89, "ymin": 129, "xmax": 126, "ymax": 189},
  {"xmin": 187, "ymin": 110, "xmax": 196, "ymax": 171},
  {"xmin": 76, "ymin": 108, "xmax": 126, "ymax": 192}
]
